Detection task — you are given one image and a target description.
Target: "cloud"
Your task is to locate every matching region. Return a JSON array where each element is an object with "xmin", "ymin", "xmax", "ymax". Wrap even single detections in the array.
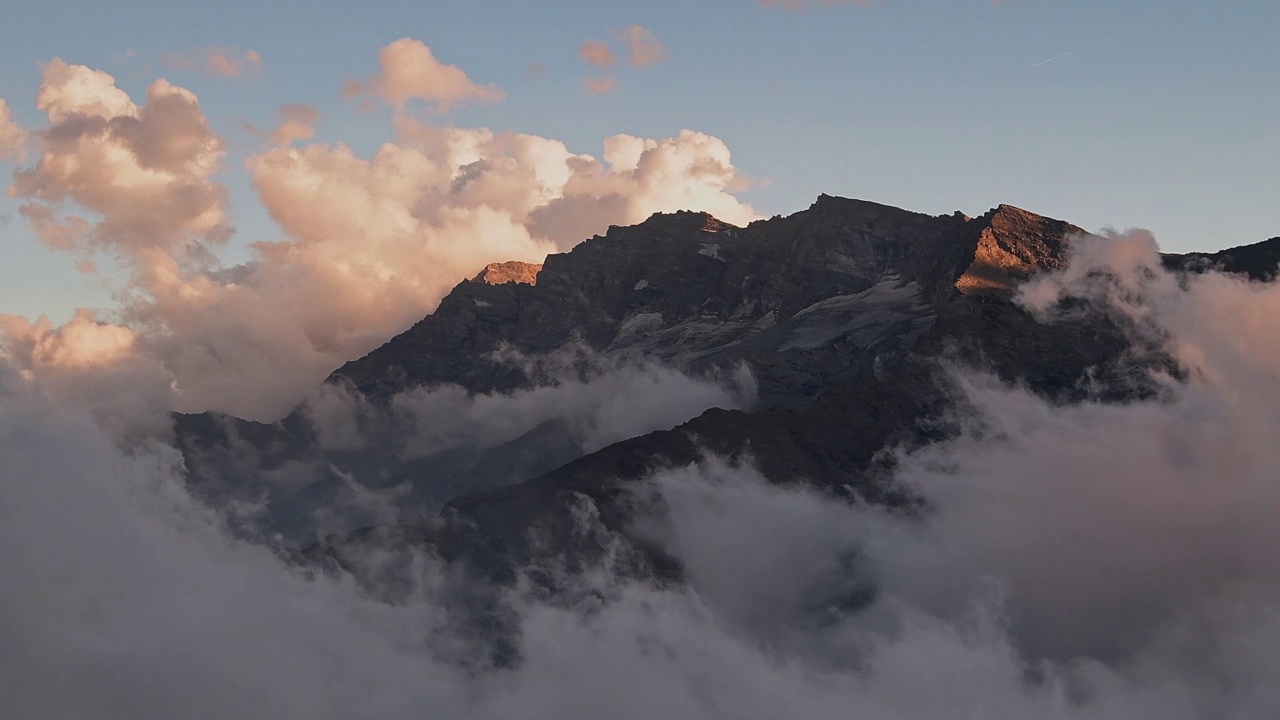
[
  {"xmin": 2, "ymin": 50, "xmax": 1278, "ymax": 713},
  {"xmin": 2, "ymin": 59, "xmax": 759, "ymax": 424},
  {"xmin": 615, "ymin": 25, "xmax": 669, "ymax": 68},
  {"xmin": 0, "ymin": 98, "xmax": 28, "ymax": 161},
  {"xmin": 270, "ymin": 104, "xmax": 320, "ymax": 147},
  {"xmin": 165, "ymin": 46, "xmax": 263, "ymax": 78},
  {"xmin": 6, "ymin": 284, "xmax": 1280, "ymax": 720},
  {"xmin": 11, "ymin": 59, "xmax": 228, "ymax": 265},
  {"xmin": 583, "ymin": 76, "xmax": 618, "ymax": 95},
  {"xmin": 385, "ymin": 354, "xmax": 757, "ymax": 457},
  {"xmin": 524, "ymin": 63, "xmax": 548, "ymax": 81},
  {"xmin": 578, "ymin": 40, "xmax": 616, "ymax": 69},
  {"xmin": 341, "ymin": 38, "xmax": 504, "ymax": 113},
  {"xmin": 0, "ymin": 311, "xmax": 172, "ymax": 442}
]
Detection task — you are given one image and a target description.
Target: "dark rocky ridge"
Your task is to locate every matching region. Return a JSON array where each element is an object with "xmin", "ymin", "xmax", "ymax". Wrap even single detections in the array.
[
  {"xmin": 312, "ymin": 203, "xmax": 1279, "ymax": 604},
  {"xmin": 181, "ymin": 197, "xmax": 1067, "ymax": 543},
  {"xmin": 331, "ymin": 196, "xmax": 994, "ymax": 409},
  {"xmin": 1162, "ymin": 236, "xmax": 1280, "ymax": 280},
  {"xmin": 176, "ymin": 196, "xmax": 1278, "ymax": 564}
]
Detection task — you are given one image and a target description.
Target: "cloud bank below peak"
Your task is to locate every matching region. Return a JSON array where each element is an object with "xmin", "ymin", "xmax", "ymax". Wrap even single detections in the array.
[{"xmin": 3, "ymin": 236, "xmax": 1280, "ymax": 718}]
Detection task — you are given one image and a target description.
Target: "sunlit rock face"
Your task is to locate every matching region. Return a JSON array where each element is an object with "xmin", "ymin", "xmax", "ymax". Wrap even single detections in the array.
[{"xmin": 473, "ymin": 261, "xmax": 543, "ymax": 286}]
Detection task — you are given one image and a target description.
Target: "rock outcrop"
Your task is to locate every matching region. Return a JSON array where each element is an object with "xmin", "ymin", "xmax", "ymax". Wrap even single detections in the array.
[{"xmin": 473, "ymin": 261, "xmax": 542, "ymax": 286}]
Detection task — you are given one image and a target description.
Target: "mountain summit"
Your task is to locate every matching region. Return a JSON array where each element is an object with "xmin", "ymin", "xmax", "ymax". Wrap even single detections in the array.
[{"xmin": 174, "ymin": 196, "xmax": 1272, "ymax": 558}]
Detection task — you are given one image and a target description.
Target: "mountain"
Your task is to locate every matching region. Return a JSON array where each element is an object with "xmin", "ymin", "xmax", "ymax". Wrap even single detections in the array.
[{"xmin": 174, "ymin": 196, "xmax": 1276, "ymax": 561}]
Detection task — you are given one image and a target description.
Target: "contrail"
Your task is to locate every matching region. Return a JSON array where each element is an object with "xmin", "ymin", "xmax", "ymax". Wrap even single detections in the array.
[{"xmin": 1031, "ymin": 48, "xmax": 1078, "ymax": 68}]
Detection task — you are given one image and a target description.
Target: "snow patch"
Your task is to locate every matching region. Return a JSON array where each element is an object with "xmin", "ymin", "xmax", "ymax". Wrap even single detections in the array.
[{"xmin": 698, "ymin": 243, "xmax": 724, "ymax": 261}]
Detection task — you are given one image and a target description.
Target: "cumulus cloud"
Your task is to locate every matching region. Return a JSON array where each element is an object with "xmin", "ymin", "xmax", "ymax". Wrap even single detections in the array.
[
  {"xmin": 0, "ymin": 98, "xmax": 27, "ymax": 161},
  {"xmin": 165, "ymin": 46, "xmax": 263, "ymax": 78},
  {"xmin": 1, "ymin": 58, "xmax": 759, "ymax": 424},
  {"xmin": 11, "ymin": 59, "xmax": 228, "ymax": 269},
  {"xmin": 0, "ymin": 311, "xmax": 171, "ymax": 443},
  {"xmin": 616, "ymin": 25, "xmax": 669, "ymax": 68},
  {"xmin": 270, "ymin": 103, "xmax": 320, "ymax": 147},
  {"xmin": 342, "ymin": 38, "xmax": 504, "ymax": 113},
  {"xmin": 578, "ymin": 40, "xmax": 616, "ymax": 69}
]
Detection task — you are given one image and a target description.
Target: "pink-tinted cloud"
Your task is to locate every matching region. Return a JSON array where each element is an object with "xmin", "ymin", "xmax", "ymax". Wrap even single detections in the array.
[
  {"xmin": 341, "ymin": 38, "xmax": 504, "ymax": 113},
  {"xmin": 616, "ymin": 25, "xmax": 669, "ymax": 68},
  {"xmin": 0, "ymin": 99, "xmax": 27, "ymax": 161},
  {"xmin": 583, "ymin": 76, "xmax": 618, "ymax": 95},
  {"xmin": 11, "ymin": 59, "xmax": 228, "ymax": 267},
  {"xmin": 165, "ymin": 47, "xmax": 263, "ymax": 78},
  {"xmin": 578, "ymin": 40, "xmax": 616, "ymax": 69},
  {"xmin": 269, "ymin": 104, "xmax": 319, "ymax": 147},
  {"xmin": 1, "ymin": 58, "xmax": 759, "ymax": 423}
]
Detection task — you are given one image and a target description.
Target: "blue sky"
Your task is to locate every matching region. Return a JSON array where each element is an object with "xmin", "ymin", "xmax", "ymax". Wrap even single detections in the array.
[{"xmin": 2, "ymin": 0, "xmax": 1277, "ymax": 322}]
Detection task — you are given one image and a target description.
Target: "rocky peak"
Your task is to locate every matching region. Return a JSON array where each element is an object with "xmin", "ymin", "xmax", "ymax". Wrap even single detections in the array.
[
  {"xmin": 473, "ymin": 261, "xmax": 542, "ymax": 286},
  {"xmin": 611, "ymin": 210, "xmax": 735, "ymax": 238},
  {"xmin": 956, "ymin": 204, "xmax": 1085, "ymax": 295}
]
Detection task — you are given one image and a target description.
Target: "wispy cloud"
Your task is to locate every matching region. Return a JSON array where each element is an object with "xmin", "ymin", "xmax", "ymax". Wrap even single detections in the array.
[
  {"xmin": 524, "ymin": 62, "xmax": 548, "ymax": 81},
  {"xmin": 583, "ymin": 76, "xmax": 618, "ymax": 95},
  {"xmin": 269, "ymin": 104, "xmax": 320, "ymax": 147},
  {"xmin": 615, "ymin": 25, "xmax": 669, "ymax": 68},
  {"xmin": 578, "ymin": 40, "xmax": 616, "ymax": 69},
  {"xmin": 164, "ymin": 46, "xmax": 262, "ymax": 78},
  {"xmin": 0, "ymin": 98, "xmax": 28, "ymax": 161}
]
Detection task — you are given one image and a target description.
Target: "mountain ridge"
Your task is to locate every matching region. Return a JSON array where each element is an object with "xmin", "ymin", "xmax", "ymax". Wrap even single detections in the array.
[{"xmin": 174, "ymin": 195, "xmax": 1278, "ymax": 558}]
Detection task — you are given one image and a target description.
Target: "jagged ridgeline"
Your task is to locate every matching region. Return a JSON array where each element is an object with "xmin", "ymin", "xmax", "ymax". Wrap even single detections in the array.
[{"xmin": 173, "ymin": 195, "xmax": 1280, "ymax": 564}]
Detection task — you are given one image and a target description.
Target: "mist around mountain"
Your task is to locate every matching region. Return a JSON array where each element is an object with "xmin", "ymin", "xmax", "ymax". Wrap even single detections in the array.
[{"xmin": 4, "ymin": 196, "xmax": 1280, "ymax": 718}]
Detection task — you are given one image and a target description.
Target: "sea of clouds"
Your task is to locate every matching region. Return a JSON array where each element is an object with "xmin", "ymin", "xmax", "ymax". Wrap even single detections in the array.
[
  {"xmin": 2, "ymin": 227, "xmax": 1278, "ymax": 718},
  {"xmin": 1, "ymin": 38, "xmax": 1278, "ymax": 719}
]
